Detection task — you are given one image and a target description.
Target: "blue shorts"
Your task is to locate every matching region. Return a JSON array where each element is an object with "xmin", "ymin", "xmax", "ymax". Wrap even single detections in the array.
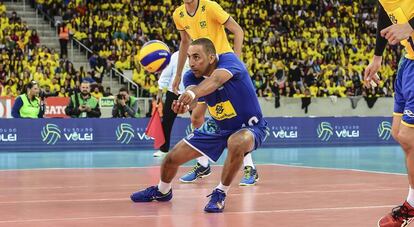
[
  {"xmin": 394, "ymin": 57, "xmax": 414, "ymax": 127},
  {"xmin": 183, "ymin": 119, "xmax": 269, "ymax": 162}
]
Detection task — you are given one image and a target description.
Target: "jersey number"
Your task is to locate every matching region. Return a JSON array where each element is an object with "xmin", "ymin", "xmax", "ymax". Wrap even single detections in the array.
[{"xmin": 242, "ymin": 116, "xmax": 259, "ymax": 127}]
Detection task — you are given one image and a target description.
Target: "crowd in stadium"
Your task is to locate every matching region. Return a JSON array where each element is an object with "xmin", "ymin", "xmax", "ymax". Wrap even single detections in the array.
[{"xmin": 0, "ymin": 0, "xmax": 403, "ymax": 100}]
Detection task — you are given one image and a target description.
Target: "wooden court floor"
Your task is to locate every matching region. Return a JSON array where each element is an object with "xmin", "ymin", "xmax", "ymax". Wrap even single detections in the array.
[{"xmin": 0, "ymin": 165, "xmax": 407, "ymax": 227}]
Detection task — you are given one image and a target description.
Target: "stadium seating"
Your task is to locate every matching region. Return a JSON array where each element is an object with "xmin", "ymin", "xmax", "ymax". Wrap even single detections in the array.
[{"xmin": 22, "ymin": 0, "xmax": 404, "ymax": 98}]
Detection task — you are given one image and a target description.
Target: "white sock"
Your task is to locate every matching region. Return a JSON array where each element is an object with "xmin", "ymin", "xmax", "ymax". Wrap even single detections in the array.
[
  {"xmin": 157, "ymin": 180, "xmax": 171, "ymax": 194},
  {"xmin": 216, "ymin": 182, "xmax": 230, "ymax": 194},
  {"xmin": 243, "ymin": 153, "xmax": 255, "ymax": 169},
  {"xmin": 407, "ymin": 186, "xmax": 414, "ymax": 207},
  {"xmin": 197, "ymin": 156, "xmax": 209, "ymax": 167}
]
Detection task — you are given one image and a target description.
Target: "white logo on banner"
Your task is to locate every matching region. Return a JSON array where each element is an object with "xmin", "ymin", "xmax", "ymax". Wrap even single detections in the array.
[
  {"xmin": 62, "ymin": 128, "xmax": 94, "ymax": 142},
  {"xmin": 271, "ymin": 126, "xmax": 298, "ymax": 139},
  {"xmin": 0, "ymin": 128, "xmax": 17, "ymax": 142},
  {"xmin": 45, "ymin": 105, "xmax": 67, "ymax": 115}
]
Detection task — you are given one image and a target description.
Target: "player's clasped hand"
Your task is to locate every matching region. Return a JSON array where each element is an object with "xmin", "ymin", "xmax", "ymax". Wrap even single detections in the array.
[
  {"xmin": 171, "ymin": 100, "xmax": 188, "ymax": 114},
  {"xmin": 177, "ymin": 90, "xmax": 195, "ymax": 106}
]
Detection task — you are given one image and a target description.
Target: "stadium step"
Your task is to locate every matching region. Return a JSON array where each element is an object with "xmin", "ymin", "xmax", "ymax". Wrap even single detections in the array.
[
  {"xmin": 24, "ymin": 22, "xmax": 52, "ymax": 28},
  {"xmin": 3, "ymin": 3, "xmax": 29, "ymax": 12},
  {"xmin": 6, "ymin": 10, "xmax": 37, "ymax": 17},
  {"xmin": 38, "ymin": 36, "xmax": 57, "ymax": 41},
  {"xmin": 73, "ymin": 62, "xmax": 90, "ymax": 70},
  {"xmin": 36, "ymin": 30, "xmax": 57, "ymax": 36}
]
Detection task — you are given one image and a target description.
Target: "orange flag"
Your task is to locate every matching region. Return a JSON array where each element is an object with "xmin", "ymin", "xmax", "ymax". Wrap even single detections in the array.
[{"xmin": 145, "ymin": 107, "xmax": 165, "ymax": 149}]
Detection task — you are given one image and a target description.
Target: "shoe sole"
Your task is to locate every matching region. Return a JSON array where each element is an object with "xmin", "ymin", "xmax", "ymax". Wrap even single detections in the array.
[
  {"xmin": 179, "ymin": 172, "xmax": 212, "ymax": 183},
  {"xmin": 204, "ymin": 209, "xmax": 224, "ymax": 213},
  {"xmin": 130, "ymin": 194, "xmax": 172, "ymax": 203},
  {"xmin": 153, "ymin": 154, "xmax": 167, "ymax": 157},
  {"xmin": 204, "ymin": 205, "xmax": 225, "ymax": 213},
  {"xmin": 239, "ymin": 177, "xmax": 260, "ymax": 186}
]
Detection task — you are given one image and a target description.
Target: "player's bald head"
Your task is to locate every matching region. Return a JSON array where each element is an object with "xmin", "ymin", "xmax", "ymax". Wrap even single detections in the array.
[{"xmin": 190, "ymin": 38, "xmax": 216, "ymax": 56}]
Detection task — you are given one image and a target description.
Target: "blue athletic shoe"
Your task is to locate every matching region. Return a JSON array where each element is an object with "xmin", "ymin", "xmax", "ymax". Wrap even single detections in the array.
[
  {"xmin": 204, "ymin": 188, "xmax": 226, "ymax": 213},
  {"xmin": 180, "ymin": 162, "xmax": 211, "ymax": 183},
  {"xmin": 239, "ymin": 166, "xmax": 259, "ymax": 186},
  {"xmin": 130, "ymin": 186, "xmax": 172, "ymax": 202}
]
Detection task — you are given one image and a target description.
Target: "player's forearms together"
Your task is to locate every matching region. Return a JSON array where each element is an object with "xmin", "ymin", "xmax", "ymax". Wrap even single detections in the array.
[{"xmin": 178, "ymin": 74, "xmax": 228, "ymax": 106}]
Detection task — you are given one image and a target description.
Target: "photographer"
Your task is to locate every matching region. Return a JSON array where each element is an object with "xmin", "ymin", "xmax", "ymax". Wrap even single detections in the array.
[
  {"xmin": 11, "ymin": 80, "xmax": 45, "ymax": 118},
  {"xmin": 112, "ymin": 87, "xmax": 139, "ymax": 118},
  {"xmin": 65, "ymin": 81, "xmax": 101, "ymax": 118}
]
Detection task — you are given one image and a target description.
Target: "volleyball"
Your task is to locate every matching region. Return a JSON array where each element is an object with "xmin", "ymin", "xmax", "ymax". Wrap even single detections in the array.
[{"xmin": 138, "ymin": 40, "xmax": 171, "ymax": 73}]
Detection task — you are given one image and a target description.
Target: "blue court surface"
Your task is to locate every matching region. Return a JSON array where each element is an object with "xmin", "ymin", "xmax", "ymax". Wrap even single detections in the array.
[{"xmin": 0, "ymin": 146, "xmax": 405, "ymax": 174}]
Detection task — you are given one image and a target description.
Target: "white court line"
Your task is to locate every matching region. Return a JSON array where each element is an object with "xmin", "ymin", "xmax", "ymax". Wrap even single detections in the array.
[
  {"xmin": 0, "ymin": 166, "xmax": 161, "ymax": 171},
  {"xmin": 0, "ymin": 183, "xmax": 384, "ymax": 191},
  {"xmin": 0, "ymin": 205, "xmax": 396, "ymax": 223},
  {"xmin": 0, "ymin": 184, "xmax": 145, "ymax": 191},
  {"xmin": 0, "ymin": 188, "xmax": 405, "ymax": 205},
  {"xmin": 0, "ymin": 164, "xmax": 407, "ymax": 176},
  {"xmin": 264, "ymin": 163, "xmax": 407, "ymax": 176}
]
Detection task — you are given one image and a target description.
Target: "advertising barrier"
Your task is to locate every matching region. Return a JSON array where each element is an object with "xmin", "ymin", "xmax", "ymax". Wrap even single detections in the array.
[
  {"xmin": 44, "ymin": 97, "xmax": 70, "ymax": 118},
  {"xmin": 0, "ymin": 117, "xmax": 396, "ymax": 152}
]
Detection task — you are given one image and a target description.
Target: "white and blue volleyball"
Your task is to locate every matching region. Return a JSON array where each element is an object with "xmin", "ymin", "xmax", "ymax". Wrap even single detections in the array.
[{"xmin": 138, "ymin": 40, "xmax": 171, "ymax": 73}]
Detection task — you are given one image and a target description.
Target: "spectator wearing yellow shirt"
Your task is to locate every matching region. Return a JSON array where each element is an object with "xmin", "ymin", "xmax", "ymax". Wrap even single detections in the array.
[
  {"xmin": 2, "ymin": 86, "xmax": 14, "ymax": 97},
  {"xmin": 335, "ymin": 81, "xmax": 347, "ymax": 98},
  {"xmin": 50, "ymin": 78, "xmax": 61, "ymax": 94},
  {"xmin": 38, "ymin": 73, "xmax": 51, "ymax": 88},
  {"xmin": 0, "ymin": 2, "xmax": 6, "ymax": 14},
  {"xmin": 58, "ymin": 87, "xmax": 69, "ymax": 97},
  {"xmin": 293, "ymin": 88, "xmax": 304, "ymax": 98},
  {"xmin": 3, "ymin": 79, "xmax": 17, "ymax": 96},
  {"xmin": 91, "ymin": 86, "xmax": 103, "ymax": 100}
]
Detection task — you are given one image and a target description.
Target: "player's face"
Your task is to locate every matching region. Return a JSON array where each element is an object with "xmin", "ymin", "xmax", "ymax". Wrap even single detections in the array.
[
  {"xmin": 188, "ymin": 45, "xmax": 211, "ymax": 77},
  {"xmin": 183, "ymin": 0, "xmax": 195, "ymax": 3}
]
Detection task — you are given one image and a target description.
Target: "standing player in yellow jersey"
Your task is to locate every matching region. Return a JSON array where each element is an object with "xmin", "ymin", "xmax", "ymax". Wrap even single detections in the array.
[
  {"xmin": 171, "ymin": 0, "xmax": 259, "ymax": 186},
  {"xmin": 364, "ymin": 1, "xmax": 414, "ymax": 226}
]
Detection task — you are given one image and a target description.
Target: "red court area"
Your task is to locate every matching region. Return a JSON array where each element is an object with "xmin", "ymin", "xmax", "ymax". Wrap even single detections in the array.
[{"xmin": 0, "ymin": 165, "xmax": 408, "ymax": 227}]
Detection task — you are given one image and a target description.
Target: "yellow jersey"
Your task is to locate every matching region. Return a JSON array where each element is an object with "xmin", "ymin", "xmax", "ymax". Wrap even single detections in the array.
[
  {"xmin": 173, "ymin": 0, "xmax": 233, "ymax": 54},
  {"xmin": 379, "ymin": 0, "xmax": 414, "ymax": 59}
]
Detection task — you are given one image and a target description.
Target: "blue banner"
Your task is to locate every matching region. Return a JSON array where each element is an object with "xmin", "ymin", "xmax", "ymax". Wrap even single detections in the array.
[{"xmin": 0, "ymin": 117, "xmax": 396, "ymax": 152}]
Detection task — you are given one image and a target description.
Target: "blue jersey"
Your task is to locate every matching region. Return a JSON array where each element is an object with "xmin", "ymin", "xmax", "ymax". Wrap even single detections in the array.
[{"xmin": 184, "ymin": 53, "xmax": 263, "ymax": 130}]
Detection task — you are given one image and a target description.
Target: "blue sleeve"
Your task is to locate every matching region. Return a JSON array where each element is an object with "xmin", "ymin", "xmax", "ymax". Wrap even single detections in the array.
[
  {"xmin": 183, "ymin": 70, "xmax": 200, "ymax": 88},
  {"xmin": 216, "ymin": 53, "xmax": 243, "ymax": 80},
  {"xmin": 183, "ymin": 71, "xmax": 206, "ymax": 102},
  {"xmin": 198, "ymin": 96, "xmax": 205, "ymax": 102},
  {"xmin": 11, "ymin": 97, "xmax": 23, "ymax": 118}
]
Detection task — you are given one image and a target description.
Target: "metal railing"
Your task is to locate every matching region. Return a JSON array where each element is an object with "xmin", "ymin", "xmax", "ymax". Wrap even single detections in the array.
[
  {"xmin": 111, "ymin": 68, "xmax": 140, "ymax": 96},
  {"xmin": 71, "ymin": 37, "xmax": 141, "ymax": 96}
]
